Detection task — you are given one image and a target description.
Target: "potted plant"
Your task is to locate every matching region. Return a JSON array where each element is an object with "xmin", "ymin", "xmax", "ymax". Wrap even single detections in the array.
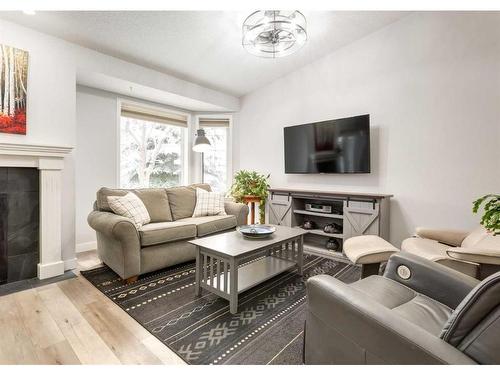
[
  {"xmin": 473, "ymin": 194, "xmax": 500, "ymax": 235},
  {"xmin": 230, "ymin": 170, "xmax": 270, "ymax": 224}
]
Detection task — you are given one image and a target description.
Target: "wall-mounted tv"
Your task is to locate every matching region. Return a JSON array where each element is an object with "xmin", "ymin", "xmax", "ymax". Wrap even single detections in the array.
[{"xmin": 284, "ymin": 114, "xmax": 370, "ymax": 174}]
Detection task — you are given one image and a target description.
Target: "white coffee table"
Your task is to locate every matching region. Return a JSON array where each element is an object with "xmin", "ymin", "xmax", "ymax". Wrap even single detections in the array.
[{"xmin": 189, "ymin": 226, "xmax": 306, "ymax": 314}]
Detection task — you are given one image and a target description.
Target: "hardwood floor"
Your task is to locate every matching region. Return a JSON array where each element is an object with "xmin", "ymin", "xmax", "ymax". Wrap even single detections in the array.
[{"xmin": 0, "ymin": 250, "xmax": 186, "ymax": 365}]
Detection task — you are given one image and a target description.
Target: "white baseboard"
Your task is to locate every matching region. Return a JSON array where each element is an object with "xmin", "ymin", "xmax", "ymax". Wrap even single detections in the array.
[
  {"xmin": 76, "ymin": 241, "xmax": 97, "ymax": 253},
  {"xmin": 38, "ymin": 261, "xmax": 65, "ymax": 280},
  {"xmin": 64, "ymin": 257, "xmax": 78, "ymax": 271}
]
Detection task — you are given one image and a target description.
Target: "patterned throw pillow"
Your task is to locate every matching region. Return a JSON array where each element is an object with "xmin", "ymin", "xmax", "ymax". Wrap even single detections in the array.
[
  {"xmin": 192, "ymin": 188, "xmax": 226, "ymax": 217},
  {"xmin": 107, "ymin": 192, "xmax": 151, "ymax": 229}
]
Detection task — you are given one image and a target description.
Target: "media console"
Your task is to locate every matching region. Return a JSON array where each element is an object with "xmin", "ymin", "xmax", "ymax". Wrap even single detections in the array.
[{"xmin": 267, "ymin": 188, "xmax": 392, "ymax": 262}]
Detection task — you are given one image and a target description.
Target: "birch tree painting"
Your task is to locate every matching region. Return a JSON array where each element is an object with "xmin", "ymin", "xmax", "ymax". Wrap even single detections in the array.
[{"xmin": 0, "ymin": 44, "xmax": 28, "ymax": 135}]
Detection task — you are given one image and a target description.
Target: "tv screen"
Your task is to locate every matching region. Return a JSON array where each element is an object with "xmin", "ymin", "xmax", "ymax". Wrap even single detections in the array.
[{"xmin": 284, "ymin": 114, "xmax": 370, "ymax": 174}]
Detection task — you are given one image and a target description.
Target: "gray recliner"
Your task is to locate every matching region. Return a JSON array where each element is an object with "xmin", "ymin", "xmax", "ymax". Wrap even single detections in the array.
[{"xmin": 304, "ymin": 252, "xmax": 500, "ymax": 364}]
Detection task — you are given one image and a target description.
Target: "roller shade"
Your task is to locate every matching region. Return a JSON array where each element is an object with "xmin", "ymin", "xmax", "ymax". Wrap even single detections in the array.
[
  {"xmin": 121, "ymin": 103, "xmax": 188, "ymax": 127},
  {"xmin": 199, "ymin": 118, "xmax": 230, "ymax": 128}
]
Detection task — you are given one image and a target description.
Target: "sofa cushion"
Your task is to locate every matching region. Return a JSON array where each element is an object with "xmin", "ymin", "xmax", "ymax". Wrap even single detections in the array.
[
  {"xmin": 392, "ymin": 294, "xmax": 453, "ymax": 336},
  {"xmin": 190, "ymin": 183, "xmax": 212, "ymax": 191},
  {"xmin": 166, "ymin": 184, "xmax": 211, "ymax": 221},
  {"xmin": 97, "ymin": 187, "xmax": 173, "ymax": 222},
  {"xmin": 107, "ymin": 192, "xmax": 151, "ymax": 229},
  {"xmin": 139, "ymin": 221, "xmax": 196, "ymax": 247},
  {"xmin": 97, "ymin": 187, "xmax": 127, "ymax": 212},
  {"xmin": 178, "ymin": 215, "xmax": 237, "ymax": 237},
  {"xmin": 350, "ymin": 275, "xmax": 416, "ymax": 309},
  {"xmin": 351, "ymin": 275, "xmax": 453, "ymax": 336},
  {"xmin": 192, "ymin": 188, "xmax": 226, "ymax": 217},
  {"xmin": 133, "ymin": 188, "xmax": 173, "ymax": 222}
]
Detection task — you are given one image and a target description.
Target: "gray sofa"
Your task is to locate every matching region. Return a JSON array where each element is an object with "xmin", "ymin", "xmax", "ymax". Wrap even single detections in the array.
[
  {"xmin": 305, "ymin": 252, "xmax": 500, "ymax": 364},
  {"xmin": 88, "ymin": 183, "xmax": 248, "ymax": 282}
]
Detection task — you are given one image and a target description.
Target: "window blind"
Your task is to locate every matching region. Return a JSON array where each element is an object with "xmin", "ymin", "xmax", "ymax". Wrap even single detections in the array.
[
  {"xmin": 198, "ymin": 118, "xmax": 230, "ymax": 128},
  {"xmin": 121, "ymin": 103, "xmax": 188, "ymax": 127}
]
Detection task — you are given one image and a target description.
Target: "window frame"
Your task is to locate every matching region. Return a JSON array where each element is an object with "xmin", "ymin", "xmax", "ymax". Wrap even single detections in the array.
[
  {"xmin": 116, "ymin": 98, "xmax": 190, "ymax": 189},
  {"xmin": 195, "ymin": 114, "xmax": 233, "ymax": 193}
]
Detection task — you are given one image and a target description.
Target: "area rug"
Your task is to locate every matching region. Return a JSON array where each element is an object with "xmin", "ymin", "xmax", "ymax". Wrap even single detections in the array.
[{"xmin": 81, "ymin": 254, "xmax": 360, "ymax": 365}]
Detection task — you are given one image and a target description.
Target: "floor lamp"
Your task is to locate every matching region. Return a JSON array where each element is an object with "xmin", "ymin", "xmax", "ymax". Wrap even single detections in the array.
[{"xmin": 193, "ymin": 129, "xmax": 211, "ymax": 183}]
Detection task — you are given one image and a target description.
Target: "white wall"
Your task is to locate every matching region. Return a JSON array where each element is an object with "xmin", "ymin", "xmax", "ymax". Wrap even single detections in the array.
[
  {"xmin": 0, "ymin": 18, "xmax": 239, "ymax": 264},
  {"xmin": 236, "ymin": 12, "xmax": 500, "ymax": 246},
  {"xmin": 75, "ymin": 86, "xmax": 118, "ymax": 250},
  {"xmin": 0, "ymin": 19, "xmax": 77, "ymax": 265}
]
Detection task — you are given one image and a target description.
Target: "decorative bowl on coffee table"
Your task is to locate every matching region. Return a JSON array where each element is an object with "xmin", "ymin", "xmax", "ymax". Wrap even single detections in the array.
[{"xmin": 238, "ymin": 224, "xmax": 276, "ymax": 239}]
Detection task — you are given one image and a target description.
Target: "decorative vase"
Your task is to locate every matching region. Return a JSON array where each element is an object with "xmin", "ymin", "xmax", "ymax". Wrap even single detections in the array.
[
  {"xmin": 326, "ymin": 238, "xmax": 340, "ymax": 251},
  {"xmin": 302, "ymin": 220, "xmax": 316, "ymax": 230},
  {"xmin": 323, "ymin": 222, "xmax": 343, "ymax": 234}
]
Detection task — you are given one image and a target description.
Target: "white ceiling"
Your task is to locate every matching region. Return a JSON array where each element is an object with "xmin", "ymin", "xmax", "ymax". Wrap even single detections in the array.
[{"xmin": 0, "ymin": 11, "xmax": 409, "ymax": 97}]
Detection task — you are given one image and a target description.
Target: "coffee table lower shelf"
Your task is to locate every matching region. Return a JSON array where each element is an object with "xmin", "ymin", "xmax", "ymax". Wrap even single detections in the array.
[{"xmin": 211, "ymin": 256, "xmax": 297, "ymax": 294}]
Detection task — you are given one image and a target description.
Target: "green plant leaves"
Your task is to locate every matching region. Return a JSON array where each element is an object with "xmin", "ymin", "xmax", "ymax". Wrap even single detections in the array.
[
  {"xmin": 473, "ymin": 194, "xmax": 500, "ymax": 235},
  {"xmin": 229, "ymin": 170, "xmax": 270, "ymax": 223}
]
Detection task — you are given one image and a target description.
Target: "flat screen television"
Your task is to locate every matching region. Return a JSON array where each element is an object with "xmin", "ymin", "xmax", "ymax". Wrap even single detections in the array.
[{"xmin": 284, "ymin": 114, "xmax": 370, "ymax": 174}]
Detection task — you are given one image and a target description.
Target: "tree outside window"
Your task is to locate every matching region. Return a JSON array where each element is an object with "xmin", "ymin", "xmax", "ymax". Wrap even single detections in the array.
[
  {"xmin": 202, "ymin": 126, "xmax": 228, "ymax": 193},
  {"xmin": 120, "ymin": 116, "xmax": 185, "ymax": 188}
]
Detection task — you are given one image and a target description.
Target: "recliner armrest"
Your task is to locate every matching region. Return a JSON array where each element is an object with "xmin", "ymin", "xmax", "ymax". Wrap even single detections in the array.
[
  {"xmin": 384, "ymin": 252, "xmax": 479, "ymax": 309},
  {"xmin": 416, "ymin": 227, "xmax": 470, "ymax": 247},
  {"xmin": 447, "ymin": 247, "xmax": 500, "ymax": 265},
  {"xmin": 306, "ymin": 275, "xmax": 476, "ymax": 364}
]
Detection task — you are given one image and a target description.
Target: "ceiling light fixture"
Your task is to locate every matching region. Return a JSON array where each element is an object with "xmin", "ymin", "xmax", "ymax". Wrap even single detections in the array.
[{"xmin": 242, "ymin": 10, "xmax": 307, "ymax": 58}]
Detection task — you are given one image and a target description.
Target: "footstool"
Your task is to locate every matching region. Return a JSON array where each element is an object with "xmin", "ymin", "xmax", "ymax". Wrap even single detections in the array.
[{"xmin": 344, "ymin": 235, "xmax": 399, "ymax": 278}]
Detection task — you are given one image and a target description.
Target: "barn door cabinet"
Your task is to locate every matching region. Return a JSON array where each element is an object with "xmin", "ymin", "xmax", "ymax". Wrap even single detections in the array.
[
  {"xmin": 268, "ymin": 192, "xmax": 293, "ymax": 227},
  {"xmin": 267, "ymin": 188, "xmax": 392, "ymax": 262}
]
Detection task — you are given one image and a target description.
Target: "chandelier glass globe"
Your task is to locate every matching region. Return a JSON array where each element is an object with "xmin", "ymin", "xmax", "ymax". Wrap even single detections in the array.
[{"xmin": 242, "ymin": 10, "xmax": 307, "ymax": 58}]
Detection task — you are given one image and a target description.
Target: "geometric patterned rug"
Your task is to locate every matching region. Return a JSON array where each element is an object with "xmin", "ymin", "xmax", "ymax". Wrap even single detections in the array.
[{"xmin": 81, "ymin": 254, "xmax": 360, "ymax": 365}]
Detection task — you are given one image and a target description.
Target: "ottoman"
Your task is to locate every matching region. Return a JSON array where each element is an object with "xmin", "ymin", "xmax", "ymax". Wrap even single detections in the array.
[{"xmin": 344, "ymin": 235, "xmax": 399, "ymax": 278}]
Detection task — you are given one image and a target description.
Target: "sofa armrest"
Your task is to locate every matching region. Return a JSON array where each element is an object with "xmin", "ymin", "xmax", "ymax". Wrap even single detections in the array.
[
  {"xmin": 88, "ymin": 210, "xmax": 141, "ymax": 279},
  {"xmin": 447, "ymin": 247, "xmax": 500, "ymax": 265},
  {"xmin": 224, "ymin": 201, "xmax": 249, "ymax": 226},
  {"xmin": 305, "ymin": 275, "xmax": 476, "ymax": 364},
  {"xmin": 384, "ymin": 252, "xmax": 479, "ymax": 309},
  {"xmin": 416, "ymin": 227, "xmax": 470, "ymax": 247},
  {"xmin": 88, "ymin": 210, "xmax": 139, "ymax": 242}
]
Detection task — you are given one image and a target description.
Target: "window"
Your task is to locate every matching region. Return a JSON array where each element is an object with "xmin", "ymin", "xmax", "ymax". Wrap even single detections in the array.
[
  {"xmin": 199, "ymin": 117, "xmax": 230, "ymax": 193},
  {"xmin": 120, "ymin": 103, "xmax": 188, "ymax": 188}
]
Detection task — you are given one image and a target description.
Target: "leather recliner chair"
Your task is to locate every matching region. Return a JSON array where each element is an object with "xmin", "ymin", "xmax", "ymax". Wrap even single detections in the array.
[
  {"xmin": 402, "ymin": 226, "xmax": 500, "ymax": 279},
  {"xmin": 304, "ymin": 252, "xmax": 500, "ymax": 364}
]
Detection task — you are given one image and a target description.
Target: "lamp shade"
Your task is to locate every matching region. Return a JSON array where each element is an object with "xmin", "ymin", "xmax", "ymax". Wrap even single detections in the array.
[{"xmin": 193, "ymin": 128, "xmax": 211, "ymax": 153}]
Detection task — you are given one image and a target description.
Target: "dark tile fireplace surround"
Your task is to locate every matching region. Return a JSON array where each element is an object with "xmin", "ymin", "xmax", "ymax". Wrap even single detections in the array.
[{"xmin": 0, "ymin": 167, "xmax": 39, "ymax": 285}]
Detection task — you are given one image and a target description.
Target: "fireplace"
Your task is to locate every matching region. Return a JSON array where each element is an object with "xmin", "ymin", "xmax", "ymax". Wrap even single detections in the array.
[
  {"xmin": 0, "ymin": 167, "xmax": 39, "ymax": 284},
  {"xmin": 0, "ymin": 143, "xmax": 72, "ymax": 280}
]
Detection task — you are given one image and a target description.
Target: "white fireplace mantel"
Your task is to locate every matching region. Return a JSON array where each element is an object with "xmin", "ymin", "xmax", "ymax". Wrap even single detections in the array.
[{"xmin": 0, "ymin": 142, "xmax": 73, "ymax": 280}]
